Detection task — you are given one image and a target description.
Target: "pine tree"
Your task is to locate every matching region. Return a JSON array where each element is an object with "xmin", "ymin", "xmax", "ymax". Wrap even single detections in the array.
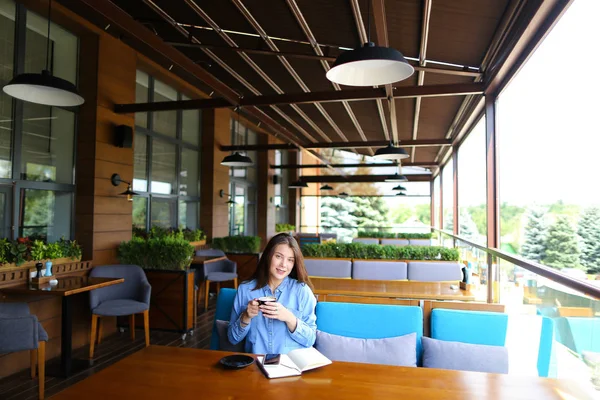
[
  {"xmin": 520, "ymin": 207, "xmax": 547, "ymax": 263},
  {"xmin": 543, "ymin": 216, "xmax": 581, "ymax": 270},
  {"xmin": 320, "ymin": 196, "xmax": 357, "ymax": 242},
  {"xmin": 459, "ymin": 210, "xmax": 479, "ymax": 240},
  {"xmin": 577, "ymin": 207, "xmax": 600, "ymax": 274}
]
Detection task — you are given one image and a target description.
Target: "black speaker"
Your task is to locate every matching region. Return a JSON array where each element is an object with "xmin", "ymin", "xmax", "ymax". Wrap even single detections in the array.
[
  {"xmin": 115, "ymin": 125, "xmax": 133, "ymax": 148},
  {"xmin": 273, "ymin": 175, "xmax": 280, "ymax": 185}
]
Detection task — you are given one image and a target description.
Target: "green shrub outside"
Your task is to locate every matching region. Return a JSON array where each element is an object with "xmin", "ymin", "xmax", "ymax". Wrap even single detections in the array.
[
  {"xmin": 133, "ymin": 226, "xmax": 206, "ymax": 242},
  {"xmin": 118, "ymin": 236, "xmax": 194, "ymax": 270},
  {"xmin": 356, "ymin": 231, "xmax": 433, "ymax": 239},
  {"xmin": 302, "ymin": 242, "xmax": 459, "ymax": 261},
  {"xmin": 212, "ymin": 236, "xmax": 262, "ymax": 253},
  {"xmin": 0, "ymin": 237, "xmax": 83, "ymax": 266},
  {"xmin": 275, "ymin": 224, "xmax": 296, "ymax": 233}
]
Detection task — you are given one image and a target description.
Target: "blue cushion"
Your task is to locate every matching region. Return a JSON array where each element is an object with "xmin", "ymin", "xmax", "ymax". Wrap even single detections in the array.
[
  {"xmin": 316, "ymin": 330, "xmax": 417, "ymax": 367},
  {"xmin": 431, "ymin": 309, "xmax": 508, "ymax": 346},
  {"xmin": 210, "ymin": 288, "xmax": 238, "ymax": 350},
  {"xmin": 538, "ymin": 317, "xmax": 554, "ymax": 377},
  {"xmin": 206, "ymin": 272, "xmax": 237, "ymax": 282},
  {"xmin": 422, "ymin": 337, "xmax": 509, "ymax": 374},
  {"xmin": 92, "ymin": 299, "xmax": 149, "ymax": 316},
  {"xmin": 316, "ymin": 302, "xmax": 423, "ymax": 362},
  {"xmin": 0, "ymin": 303, "xmax": 30, "ymax": 317}
]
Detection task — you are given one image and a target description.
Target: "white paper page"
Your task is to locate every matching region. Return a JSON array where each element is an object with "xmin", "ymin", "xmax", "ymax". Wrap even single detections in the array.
[
  {"xmin": 257, "ymin": 355, "xmax": 302, "ymax": 379},
  {"xmin": 287, "ymin": 347, "xmax": 332, "ymax": 372}
]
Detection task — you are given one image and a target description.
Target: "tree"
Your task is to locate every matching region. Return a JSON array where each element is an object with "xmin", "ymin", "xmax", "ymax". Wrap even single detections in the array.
[
  {"xmin": 543, "ymin": 216, "xmax": 581, "ymax": 270},
  {"xmin": 459, "ymin": 210, "xmax": 479, "ymax": 240},
  {"xmin": 414, "ymin": 204, "xmax": 431, "ymax": 225},
  {"xmin": 520, "ymin": 207, "xmax": 548, "ymax": 263},
  {"xmin": 352, "ymin": 196, "xmax": 388, "ymax": 229},
  {"xmin": 320, "ymin": 196, "xmax": 357, "ymax": 242},
  {"xmin": 577, "ymin": 207, "xmax": 600, "ymax": 274}
]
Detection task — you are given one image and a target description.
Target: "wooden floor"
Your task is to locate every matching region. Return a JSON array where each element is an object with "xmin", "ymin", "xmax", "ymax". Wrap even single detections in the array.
[{"xmin": 0, "ymin": 299, "xmax": 217, "ymax": 400}]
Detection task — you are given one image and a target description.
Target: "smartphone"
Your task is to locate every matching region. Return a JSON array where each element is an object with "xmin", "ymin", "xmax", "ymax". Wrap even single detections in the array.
[{"xmin": 264, "ymin": 353, "xmax": 281, "ymax": 365}]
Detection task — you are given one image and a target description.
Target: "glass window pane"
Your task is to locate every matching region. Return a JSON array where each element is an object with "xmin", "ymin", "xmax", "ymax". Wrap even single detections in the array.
[
  {"xmin": 135, "ymin": 70, "xmax": 149, "ymax": 129},
  {"xmin": 234, "ymin": 186, "xmax": 245, "ymax": 236},
  {"xmin": 179, "ymin": 200, "xmax": 199, "ymax": 230},
  {"xmin": 151, "ymin": 198, "xmax": 175, "ymax": 228},
  {"xmin": 20, "ymin": 189, "xmax": 72, "ymax": 241},
  {"xmin": 433, "ymin": 176, "xmax": 440, "ymax": 229},
  {"xmin": 150, "ymin": 139, "xmax": 176, "ymax": 194},
  {"xmin": 152, "ymin": 80, "xmax": 177, "ymax": 137},
  {"xmin": 0, "ymin": 0, "xmax": 15, "ymax": 179},
  {"xmin": 442, "ymin": 160, "xmax": 453, "ymax": 231},
  {"xmin": 25, "ymin": 10, "xmax": 77, "ymax": 85},
  {"xmin": 180, "ymin": 148, "xmax": 198, "ymax": 196},
  {"xmin": 21, "ymin": 105, "xmax": 75, "ymax": 184},
  {"xmin": 132, "ymin": 197, "xmax": 147, "ymax": 228},
  {"xmin": 133, "ymin": 133, "xmax": 147, "ymax": 192},
  {"xmin": 181, "ymin": 94, "xmax": 200, "ymax": 145}
]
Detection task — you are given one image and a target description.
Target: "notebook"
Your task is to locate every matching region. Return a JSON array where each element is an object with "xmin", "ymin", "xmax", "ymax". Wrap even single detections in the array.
[{"xmin": 257, "ymin": 347, "xmax": 332, "ymax": 379}]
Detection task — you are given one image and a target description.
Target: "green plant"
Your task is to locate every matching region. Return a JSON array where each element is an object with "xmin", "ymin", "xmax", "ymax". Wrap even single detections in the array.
[
  {"xmin": 57, "ymin": 238, "xmax": 83, "ymax": 260},
  {"xmin": 356, "ymin": 231, "xmax": 433, "ymax": 239},
  {"xmin": 30, "ymin": 240, "xmax": 46, "ymax": 261},
  {"xmin": 276, "ymin": 224, "xmax": 296, "ymax": 233},
  {"xmin": 9, "ymin": 242, "xmax": 28, "ymax": 266},
  {"xmin": 302, "ymin": 243, "xmax": 459, "ymax": 261},
  {"xmin": 0, "ymin": 238, "xmax": 11, "ymax": 265},
  {"xmin": 133, "ymin": 226, "xmax": 206, "ymax": 242},
  {"xmin": 212, "ymin": 236, "xmax": 262, "ymax": 253},
  {"xmin": 44, "ymin": 242, "xmax": 62, "ymax": 260},
  {"xmin": 181, "ymin": 228, "xmax": 206, "ymax": 242},
  {"xmin": 118, "ymin": 236, "xmax": 194, "ymax": 270}
]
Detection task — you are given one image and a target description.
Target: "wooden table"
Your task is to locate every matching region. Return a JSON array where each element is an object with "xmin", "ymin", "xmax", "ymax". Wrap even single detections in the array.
[
  {"xmin": 1, "ymin": 276, "xmax": 124, "ymax": 377},
  {"xmin": 50, "ymin": 346, "xmax": 595, "ymax": 399},
  {"xmin": 311, "ymin": 278, "xmax": 476, "ymax": 301}
]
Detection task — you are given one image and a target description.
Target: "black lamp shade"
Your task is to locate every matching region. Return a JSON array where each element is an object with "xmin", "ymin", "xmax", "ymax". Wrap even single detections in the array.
[
  {"xmin": 221, "ymin": 152, "xmax": 253, "ymax": 167},
  {"xmin": 119, "ymin": 185, "xmax": 139, "ymax": 202},
  {"xmin": 396, "ymin": 192, "xmax": 407, "ymax": 196},
  {"xmin": 326, "ymin": 42, "xmax": 414, "ymax": 86},
  {"xmin": 320, "ymin": 184, "xmax": 334, "ymax": 191},
  {"xmin": 385, "ymin": 173, "xmax": 408, "ymax": 182},
  {"xmin": 3, "ymin": 70, "xmax": 84, "ymax": 107},
  {"xmin": 373, "ymin": 143, "xmax": 409, "ymax": 160},
  {"xmin": 289, "ymin": 180, "xmax": 309, "ymax": 189},
  {"xmin": 392, "ymin": 185, "xmax": 407, "ymax": 191},
  {"xmin": 338, "ymin": 192, "xmax": 349, "ymax": 197}
]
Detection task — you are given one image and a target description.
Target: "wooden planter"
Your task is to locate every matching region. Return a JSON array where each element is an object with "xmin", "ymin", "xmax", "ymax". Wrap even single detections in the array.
[
  {"xmin": 0, "ymin": 256, "xmax": 82, "ymax": 273},
  {"xmin": 124, "ymin": 269, "xmax": 195, "ymax": 334},
  {"xmin": 189, "ymin": 240, "xmax": 207, "ymax": 250},
  {"xmin": 227, "ymin": 252, "xmax": 261, "ymax": 282}
]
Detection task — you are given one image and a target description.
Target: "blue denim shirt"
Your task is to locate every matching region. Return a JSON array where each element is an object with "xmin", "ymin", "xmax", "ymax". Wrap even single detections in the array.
[{"xmin": 227, "ymin": 277, "xmax": 317, "ymax": 354}]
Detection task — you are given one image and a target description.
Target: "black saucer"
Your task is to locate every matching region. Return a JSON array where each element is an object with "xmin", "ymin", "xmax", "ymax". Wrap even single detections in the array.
[{"xmin": 219, "ymin": 354, "xmax": 255, "ymax": 369}]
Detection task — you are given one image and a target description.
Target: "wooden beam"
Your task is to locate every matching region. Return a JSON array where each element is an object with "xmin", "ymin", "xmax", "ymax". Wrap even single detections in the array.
[
  {"xmin": 115, "ymin": 83, "xmax": 484, "ymax": 113},
  {"xmin": 270, "ymin": 162, "xmax": 439, "ymax": 169},
  {"xmin": 222, "ymin": 138, "xmax": 451, "ymax": 151},
  {"xmin": 300, "ymin": 174, "xmax": 431, "ymax": 183}
]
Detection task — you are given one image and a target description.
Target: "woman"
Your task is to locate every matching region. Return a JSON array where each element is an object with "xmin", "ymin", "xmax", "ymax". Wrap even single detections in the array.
[{"xmin": 227, "ymin": 233, "xmax": 316, "ymax": 354}]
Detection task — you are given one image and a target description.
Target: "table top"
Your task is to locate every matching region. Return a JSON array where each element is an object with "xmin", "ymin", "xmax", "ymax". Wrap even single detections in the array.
[
  {"xmin": 0, "ymin": 276, "xmax": 124, "ymax": 297},
  {"xmin": 191, "ymin": 255, "xmax": 227, "ymax": 265},
  {"xmin": 49, "ymin": 346, "xmax": 594, "ymax": 400},
  {"xmin": 311, "ymin": 278, "xmax": 476, "ymax": 301}
]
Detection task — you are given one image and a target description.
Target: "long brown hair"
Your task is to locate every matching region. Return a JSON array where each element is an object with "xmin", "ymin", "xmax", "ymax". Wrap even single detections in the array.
[{"xmin": 250, "ymin": 233, "xmax": 314, "ymax": 291}]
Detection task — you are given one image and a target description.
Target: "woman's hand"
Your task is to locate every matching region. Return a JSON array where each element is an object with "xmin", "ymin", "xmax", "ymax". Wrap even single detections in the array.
[
  {"xmin": 260, "ymin": 302, "xmax": 293, "ymax": 323},
  {"xmin": 242, "ymin": 299, "xmax": 259, "ymax": 325}
]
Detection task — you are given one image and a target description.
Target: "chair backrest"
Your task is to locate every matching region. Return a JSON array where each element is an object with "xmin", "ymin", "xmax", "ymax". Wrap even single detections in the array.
[
  {"xmin": 89, "ymin": 265, "xmax": 149, "ymax": 309},
  {"xmin": 352, "ymin": 238, "xmax": 379, "ymax": 245},
  {"xmin": 210, "ymin": 288, "xmax": 238, "ymax": 350},
  {"xmin": 304, "ymin": 258, "xmax": 352, "ymax": 278},
  {"xmin": 297, "ymin": 234, "xmax": 320, "ymax": 248},
  {"xmin": 316, "ymin": 302, "xmax": 423, "ymax": 360},
  {"xmin": 380, "ymin": 239, "xmax": 409, "ymax": 246},
  {"xmin": 196, "ymin": 249, "xmax": 226, "ymax": 257},
  {"xmin": 352, "ymin": 260, "xmax": 407, "ymax": 280},
  {"xmin": 407, "ymin": 261, "xmax": 462, "ymax": 281}
]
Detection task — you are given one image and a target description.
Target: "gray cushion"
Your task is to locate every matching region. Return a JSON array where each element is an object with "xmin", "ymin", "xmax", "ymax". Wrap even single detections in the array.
[
  {"xmin": 93, "ymin": 299, "xmax": 149, "ymax": 316},
  {"xmin": 196, "ymin": 249, "xmax": 226, "ymax": 257},
  {"xmin": 315, "ymin": 330, "xmax": 417, "ymax": 367},
  {"xmin": 206, "ymin": 272, "xmax": 237, "ymax": 282},
  {"xmin": 90, "ymin": 265, "xmax": 151, "ymax": 310},
  {"xmin": 352, "ymin": 260, "xmax": 407, "ymax": 280},
  {"xmin": 304, "ymin": 259, "xmax": 352, "ymax": 278},
  {"xmin": 216, "ymin": 320, "xmax": 245, "ymax": 352},
  {"xmin": 408, "ymin": 239, "xmax": 432, "ymax": 246},
  {"xmin": 407, "ymin": 262, "xmax": 462, "ymax": 281},
  {"xmin": 381, "ymin": 239, "xmax": 409, "ymax": 246},
  {"xmin": 0, "ymin": 302, "xmax": 30, "ymax": 317},
  {"xmin": 352, "ymin": 238, "xmax": 379, "ymax": 245},
  {"xmin": 422, "ymin": 337, "xmax": 509, "ymax": 374}
]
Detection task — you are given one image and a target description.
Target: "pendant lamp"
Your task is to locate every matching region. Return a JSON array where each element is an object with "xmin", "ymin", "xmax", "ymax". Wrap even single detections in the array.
[
  {"xmin": 221, "ymin": 107, "xmax": 253, "ymax": 167},
  {"xmin": 320, "ymin": 184, "xmax": 334, "ymax": 191},
  {"xmin": 338, "ymin": 192, "xmax": 349, "ymax": 197},
  {"xmin": 289, "ymin": 180, "xmax": 309, "ymax": 189},
  {"xmin": 326, "ymin": 1, "xmax": 413, "ymax": 86},
  {"xmin": 396, "ymin": 192, "xmax": 406, "ymax": 196},
  {"xmin": 2, "ymin": 0, "xmax": 84, "ymax": 107},
  {"xmin": 385, "ymin": 165, "xmax": 408, "ymax": 182},
  {"xmin": 374, "ymin": 142, "xmax": 409, "ymax": 160},
  {"xmin": 392, "ymin": 185, "xmax": 407, "ymax": 191}
]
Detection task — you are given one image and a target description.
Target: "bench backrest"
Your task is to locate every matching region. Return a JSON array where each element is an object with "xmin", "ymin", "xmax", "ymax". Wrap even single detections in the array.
[
  {"xmin": 352, "ymin": 260, "xmax": 407, "ymax": 280},
  {"xmin": 305, "ymin": 259, "xmax": 352, "ymax": 278}
]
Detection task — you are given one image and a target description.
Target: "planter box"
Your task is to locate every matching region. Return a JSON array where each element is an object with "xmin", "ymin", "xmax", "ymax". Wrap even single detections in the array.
[
  {"xmin": 124, "ymin": 269, "xmax": 194, "ymax": 333},
  {"xmin": 226, "ymin": 252, "xmax": 261, "ymax": 282},
  {"xmin": 0, "ymin": 257, "xmax": 82, "ymax": 273},
  {"xmin": 189, "ymin": 240, "xmax": 207, "ymax": 250}
]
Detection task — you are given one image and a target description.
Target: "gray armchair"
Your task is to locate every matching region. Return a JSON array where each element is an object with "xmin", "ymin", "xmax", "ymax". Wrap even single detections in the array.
[
  {"xmin": 0, "ymin": 302, "xmax": 48, "ymax": 399},
  {"xmin": 89, "ymin": 265, "xmax": 151, "ymax": 359},
  {"xmin": 195, "ymin": 249, "xmax": 238, "ymax": 311}
]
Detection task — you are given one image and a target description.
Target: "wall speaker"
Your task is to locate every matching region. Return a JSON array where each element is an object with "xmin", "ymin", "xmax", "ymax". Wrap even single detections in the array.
[
  {"xmin": 272, "ymin": 175, "xmax": 280, "ymax": 185},
  {"xmin": 115, "ymin": 125, "xmax": 133, "ymax": 148}
]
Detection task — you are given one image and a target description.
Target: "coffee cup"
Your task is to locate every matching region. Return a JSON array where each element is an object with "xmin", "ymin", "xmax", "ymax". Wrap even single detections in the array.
[{"xmin": 257, "ymin": 296, "xmax": 276, "ymax": 306}]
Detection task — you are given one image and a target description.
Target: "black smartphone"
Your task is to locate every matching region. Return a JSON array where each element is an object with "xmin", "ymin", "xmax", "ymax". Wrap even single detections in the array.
[{"xmin": 264, "ymin": 353, "xmax": 281, "ymax": 365}]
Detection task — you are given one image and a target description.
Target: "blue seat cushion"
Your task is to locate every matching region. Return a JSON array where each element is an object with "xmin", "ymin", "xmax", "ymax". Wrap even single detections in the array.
[
  {"xmin": 207, "ymin": 272, "xmax": 237, "ymax": 282},
  {"xmin": 210, "ymin": 288, "xmax": 238, "ymax": 350},
  {"xmin": 431, "ymin": 309, "xmax": 508, "ymax": 346},
  {"xmin": 39, "ymin": 323, "xmax": 48, "ymax": 342},
  {"xmin": 93, "ymin": 299, "xmax": 149, "ymax": 316}
]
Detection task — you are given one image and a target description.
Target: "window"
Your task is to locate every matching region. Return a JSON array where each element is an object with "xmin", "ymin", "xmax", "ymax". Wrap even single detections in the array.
[
  {"xmin": 442, "ymin": 160, "xmax": 453, "ymax": 231},
  {"xmin": 0, "ymin": 0, "xmax": 78, "ymax": 240},
  {"xmin": 133, "ymin": 70, "xmax": 202, "ymax": 231}
]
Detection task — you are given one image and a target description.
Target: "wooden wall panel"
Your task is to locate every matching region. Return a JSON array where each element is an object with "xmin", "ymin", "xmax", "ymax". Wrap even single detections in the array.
[
  {"xmin": 257, "ymin": 134, "xmax": 276, "ymax": 247},
  {"xmin": 94, "ymin": 196, "xmax": 132, "ymax": 215},
  {"xmin": 94, "ymin": 231, "xmax": 132, "ymax": 251}
]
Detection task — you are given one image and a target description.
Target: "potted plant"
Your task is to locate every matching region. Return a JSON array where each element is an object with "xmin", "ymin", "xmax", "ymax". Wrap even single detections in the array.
[
  {"xmin": 211, "ymin": 236, "xmax": 262, "ymax": 281},
  {"xmin": 43, "ymin": 242, "xmax": 62, "ymax": 277},
  {"xmin": 30, "ymin": 240, "xmax": 46, "ymax": 278}
]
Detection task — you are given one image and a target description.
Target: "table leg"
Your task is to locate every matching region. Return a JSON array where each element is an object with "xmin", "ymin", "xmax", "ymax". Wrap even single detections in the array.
[{"xmin": 60, "ymin": 296, "xmax": 73, "ymax": 377}]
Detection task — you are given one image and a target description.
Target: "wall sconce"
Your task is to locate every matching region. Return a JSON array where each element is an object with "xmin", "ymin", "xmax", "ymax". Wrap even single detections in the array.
[
  {"xmin": 111, "ymin": 173, "xmax": 138, "ymax": 201},
  {"xmin": 219, "ymin": 189, "xmax": 236, "ymax": 205}
]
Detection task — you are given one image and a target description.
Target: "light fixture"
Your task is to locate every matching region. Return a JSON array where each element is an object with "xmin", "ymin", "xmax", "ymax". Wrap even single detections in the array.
[
  {"xmin": 392, "ymin": 185, "xmax": 407, "ymax": 191},
  {"xmin": 396, "ymin": 192, "xmax": 407, "ymax": 196},
  {"xmin": 289, "ymin": 180, "xmax": 309, "ymax": 189},
  {"xmin": 338, "ymin": 192, "xmax": 349, "ymax": 197},
  {"xmin": 219, "ymin": 189, "xmax": 236, "ymax": 205},
  {"xmin": 320, "ymin": 184, "xmax": 334, "ymax": 191},
  {"xmin": 385, "ymin": 165, "xmax": 408, "ymax": 182},
  {"xmin": 111, "ymin": 174, "xmax": 138, "ymax": 202},
  {"xmin": 221, "ymin": 107, "xmax": 253, "ymax": 167},
  {"xmin": 325, "ymin": 1, "xmax": 413, "ymax": 86},
  {"xmin": 373, "ymin": 143, "xmax": 409, "ymax": 160},
  {"xmin": 2, "ymin": 0, "xmax": 84, "ymax": 107}
]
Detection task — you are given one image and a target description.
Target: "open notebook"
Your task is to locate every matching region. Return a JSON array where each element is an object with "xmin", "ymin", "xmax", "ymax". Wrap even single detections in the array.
[{"xmin": 257, "ymin": 347, "xmax": 332, "ymax": 379}]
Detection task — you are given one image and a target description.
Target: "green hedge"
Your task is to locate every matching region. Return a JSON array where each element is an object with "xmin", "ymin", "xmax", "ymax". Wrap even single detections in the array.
[
  {"xmin": 212, "ymin": 236, "xmax": 262, "ymax": 253},
  {"xmin": 276, "ymin": 224, "xmax": 296, "ymax": 233},
  {"xmin": 0, "ymin": 237, "xmax": 82, "ymax": 266},
  {"xmin": 118, "ymin": 236, "xmax": 194, "ymax": 270},
  {"xmin": 302, "ymin": 243, "xmax": 459, "ymax": 261},
  {"xmin": 356, "ymin": 231, "xmax": 433, "ymax": 239},
  {"xmin": 133, "ymin": 226, "xmax": 206, "ymax": 242}
]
